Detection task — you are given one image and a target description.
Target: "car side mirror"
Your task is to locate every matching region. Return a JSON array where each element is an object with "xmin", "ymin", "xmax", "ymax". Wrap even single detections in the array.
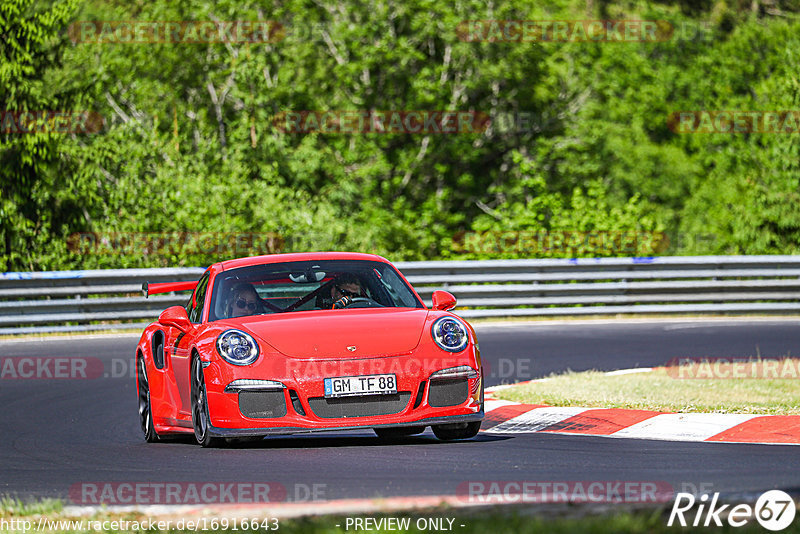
[
  {"xmin": 431, "ymin": 290, "xmax": 457, "ymax": 311},
  {"xmin": 159, "ymin": 306, "xmax": 193, "ymax": 332}
]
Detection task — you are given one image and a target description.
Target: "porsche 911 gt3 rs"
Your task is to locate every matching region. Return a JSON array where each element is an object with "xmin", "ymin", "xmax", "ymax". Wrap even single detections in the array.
[{"xmin": 136, "ymin": 252, "xmax": 483, "ymax": 447}]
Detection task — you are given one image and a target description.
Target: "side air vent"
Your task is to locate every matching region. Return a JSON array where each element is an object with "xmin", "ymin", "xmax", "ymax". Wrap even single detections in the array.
[
  {"xmin": 288, "ymin": 389, "xmax": 306, "ymax": 416},
  {"xmin": 413, "ymin": 381, "xmax": 427, "ymax": 409},
  {"xmin": 151, "ymin": 330, "xmax": 165, "ymax": 370}
]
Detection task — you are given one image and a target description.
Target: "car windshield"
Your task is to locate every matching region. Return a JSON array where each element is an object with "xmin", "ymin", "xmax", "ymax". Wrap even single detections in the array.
[{"xmin": 208, "ymin": 259, "xmax": 424, "ymax": 321}]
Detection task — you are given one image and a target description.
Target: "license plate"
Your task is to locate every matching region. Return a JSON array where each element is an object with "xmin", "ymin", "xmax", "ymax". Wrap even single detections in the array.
[{"xmin": 324, "ymin": 374, "xmax": 397, "ymax": 398}]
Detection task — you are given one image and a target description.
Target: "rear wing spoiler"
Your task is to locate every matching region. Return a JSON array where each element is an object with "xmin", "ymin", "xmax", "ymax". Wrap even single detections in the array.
[{"xmin": 141, "ymin": 280, "xmax": 198, "ymax": 298}]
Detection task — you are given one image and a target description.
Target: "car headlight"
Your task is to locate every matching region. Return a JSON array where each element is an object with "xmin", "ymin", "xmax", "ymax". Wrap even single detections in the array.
[
  {"xmin": 216, "ymin": 329, "xmax": 259, "ymax": 366},
  {"xmin": 431, "ymin": 317, "xmax": 469, "ymax": 352}
]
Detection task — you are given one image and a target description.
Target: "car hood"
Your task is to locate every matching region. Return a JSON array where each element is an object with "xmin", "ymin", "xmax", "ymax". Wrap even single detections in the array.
[{"xmin": 237, "ymin": 308, "xmax": 430, "ymax": 359}]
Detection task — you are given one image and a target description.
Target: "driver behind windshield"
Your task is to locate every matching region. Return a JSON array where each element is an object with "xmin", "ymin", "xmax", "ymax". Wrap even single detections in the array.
[{"xmin": 331, "ymin": 273, "xmax": 365, "ymax": 309}]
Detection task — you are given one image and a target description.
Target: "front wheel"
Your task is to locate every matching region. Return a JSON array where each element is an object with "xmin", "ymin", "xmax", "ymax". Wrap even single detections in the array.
[
  {"xmin": 432, "ymin": 421, "xmax": 481, "ymax": 441},
  {"xmin": 191, "ymin": 356, "xmax": 223, "ymax": 448}
]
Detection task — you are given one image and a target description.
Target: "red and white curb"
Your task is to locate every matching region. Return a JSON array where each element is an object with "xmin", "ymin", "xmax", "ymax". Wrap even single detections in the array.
[{"xmin": 483, "ymin": 382, "xmax": 800, "ymax": 446}]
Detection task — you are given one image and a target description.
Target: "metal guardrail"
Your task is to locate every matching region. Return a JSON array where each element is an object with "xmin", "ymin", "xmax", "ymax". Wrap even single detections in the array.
[
  {"xmin": 2, "ymin": 256, "xmax": 800, "ymax": 334},
  {"xmin": 0, "ymin": 268, "xmax": 205, "ymax": 334}
]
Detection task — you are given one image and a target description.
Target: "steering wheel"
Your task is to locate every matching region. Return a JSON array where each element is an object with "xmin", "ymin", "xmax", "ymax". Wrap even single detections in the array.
[{"xmin": 332, "ymin": 297, "xmax": 383, "ymax": 309}]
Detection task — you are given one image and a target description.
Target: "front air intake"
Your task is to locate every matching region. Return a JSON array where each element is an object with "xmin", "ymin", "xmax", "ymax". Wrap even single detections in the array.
[
  {"xmin": 238, "ymin": 390, "xmax": 287, "ymax": 419},
  {"xmin": 428, "ymin": 378, "xmax": 469, "ymax": 407}
]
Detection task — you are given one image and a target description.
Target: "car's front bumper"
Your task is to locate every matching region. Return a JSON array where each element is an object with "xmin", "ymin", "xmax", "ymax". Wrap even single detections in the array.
[
  {"xmin": 201, "ymin": 347, "xmax": 483, "ymax": 437},
  {"xmin": 207, "ymin": 411, "xmax": 484, "ymax": 438}
]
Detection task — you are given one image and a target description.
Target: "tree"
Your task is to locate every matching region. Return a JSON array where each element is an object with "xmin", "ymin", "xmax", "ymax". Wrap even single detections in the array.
[{"xmin": 0, "ymin": 0, "xmax": 84, "ymax": 270}]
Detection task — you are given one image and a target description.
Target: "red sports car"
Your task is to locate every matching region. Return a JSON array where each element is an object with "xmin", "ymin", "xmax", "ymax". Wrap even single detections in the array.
[{"xmin": 136, "ymin": 252, "xmax": 483, "ymax": 447}]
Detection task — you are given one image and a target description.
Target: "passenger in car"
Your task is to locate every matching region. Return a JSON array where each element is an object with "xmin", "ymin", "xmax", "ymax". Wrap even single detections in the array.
[{"xmin": 226, "ymin": 282, "xmax": 265, "ymax": 318}]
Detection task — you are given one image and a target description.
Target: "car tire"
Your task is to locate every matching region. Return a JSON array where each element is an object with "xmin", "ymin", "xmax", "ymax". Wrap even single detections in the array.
[
  {"xmin": 432, "ymin": 421, "xmax": 481, "ymax": 441},
  {"xmin": 374, "ymin": 426, "xmax": 426, "ymax": 439},
  {"xmin": 191, "ymin": 356, "xmax": 223, "ymax": 448},
  {"xmin": 137, "ymin": 355, "xmax": 159, "ymax": 443}
]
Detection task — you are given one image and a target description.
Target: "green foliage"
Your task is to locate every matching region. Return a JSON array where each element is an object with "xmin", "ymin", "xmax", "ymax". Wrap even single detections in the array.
[
  {"xmin": 0, "ymin": 0, "xmax": 83, "ymax": 270},
  {"xmin": 447, "ymin": 151, "xmax": 663, "ymax": 258},
  {"xmin": 1, "ymin": 0, "xmax": 800, "ymax": 269}
]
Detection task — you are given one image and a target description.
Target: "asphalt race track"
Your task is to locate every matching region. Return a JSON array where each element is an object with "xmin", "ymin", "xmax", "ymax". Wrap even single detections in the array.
[{"xmin": 1, "ymin": 319, "xmax": 799, "ymax": 504}]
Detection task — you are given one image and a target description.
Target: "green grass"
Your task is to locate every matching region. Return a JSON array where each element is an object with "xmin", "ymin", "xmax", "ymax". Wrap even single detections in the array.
[
  {"xmin": 2, "ymin": 506, "xmax": 798, "ymax": 534},
  {"xmin": 0, "ymin": 497, "xmax": 62, "ymax": 517},
  {"xmin": 494, "ymin": 365, "xmax": 800, "ymax": 414},
  {"xmin": 271, "ymin": 510, "xmax": 800, "ymax": 534}
]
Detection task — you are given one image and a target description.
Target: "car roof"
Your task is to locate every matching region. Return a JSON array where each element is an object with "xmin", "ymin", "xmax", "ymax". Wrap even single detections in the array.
[{"xmin": 216, "ymin": 252, "xmax": 393, "ymax": 272}]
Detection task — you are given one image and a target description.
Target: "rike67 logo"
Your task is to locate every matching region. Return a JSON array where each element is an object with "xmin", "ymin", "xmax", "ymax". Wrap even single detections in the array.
[{"xmin": 668, "ymin": 490, "xmax": 796, "ymax": 531}]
